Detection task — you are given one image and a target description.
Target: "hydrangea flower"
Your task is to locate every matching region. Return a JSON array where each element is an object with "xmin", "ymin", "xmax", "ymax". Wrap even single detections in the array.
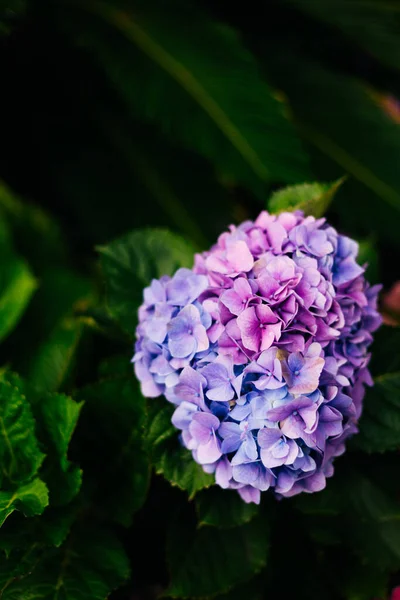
[{"xmin": 133, "ymin": 210, "xmax": 382, "ymax": 504}]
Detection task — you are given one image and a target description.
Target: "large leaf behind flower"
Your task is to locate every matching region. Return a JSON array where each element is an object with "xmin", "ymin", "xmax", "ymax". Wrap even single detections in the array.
[
  {"xmin": 98, "ymin": 227, "xmax": 195, "ymax": 333},
  {"xmin": 60, "ymin": 0, "xmax": 310, "ymax": 199}
]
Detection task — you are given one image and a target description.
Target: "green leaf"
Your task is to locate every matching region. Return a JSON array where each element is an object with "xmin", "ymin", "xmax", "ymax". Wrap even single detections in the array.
[
  {"xmin": 98, "ymin": 227, "xmax": 195, "ymax": 332},
  {"xmin": 0, "ymin": 372, "xmax": 84, "ymax": 506},
  {"xmin": 347, "ymin": 472, "xmax": 400, "ymax": 570},
  {"xmin": 166, "ymin": 512, "xmax": 269, "ymax": 598},
  {"xmin": 2, "ymin": 524, "xmax": 130, "ymax": 599},
  {"xmin": 13, "ymin": 267, "xmax": 93, "ymax": 391},
  {"xmin": 286, "ymin": 0, "xmax": 400, "ymax": 73},
  {"xmin": 146, "ymin": 397, "xmax": 213, "ymax": 499},
  {"xmin": 261, "ymin": 48, "xmax": 400, "ymax": 242},
  {"xmin": 196, "ymin": 487, "xmax": 259, "ymax": 529},
  {"xmin": 268, "ymin": 178, "xmax": 344, "ymax": 217},
  {"xmin": 63, "ymin": 0, "xmax": 310, "ymax": 199},
  {"xmin": 352, "ymin": 372, "xmax": 400, "ymax": 454},
  {"xmin": 0, "ymin": 181, "xmax": 67, "ymax": 271},
  {"xmin": 0, "ymin": 257, "xmax": 36, "ymax": 342},
  {"xmin": 0, "ymin": 478, "xmax": 49, "ymax": 527},
  {"xmin": 75, "ymin": 371, "xmax": 150, "ymax": 526},
  {"xmin": 0, "ymin": 380, "xmax": 45, "ymax": 488}
]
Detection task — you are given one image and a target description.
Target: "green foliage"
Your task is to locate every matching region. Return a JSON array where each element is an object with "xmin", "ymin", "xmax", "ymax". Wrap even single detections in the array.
[
  {"xmin": 63, "ymin": 0, "xmax": 310, "ymax": 200},
  {"xmin": 195, "ymin": 486, "xmax": 259, "ymax": 529},
  {"xmin": 0, "ymin": 380, "xmax": 45, "ymax": 489},
  {"xmin": 0, "ymin": 478, "xmax": 49, "ymax": 527},
  {"xmin": 146, "ymin": 397, "xmax": 213, "ymax": 498},
  {"xmin": 166, "ymin": 511, "xmax": 269, "ymax": 598},
  {"xmin": 352, "ymin": 372, "xmax": 400, "ymax": 454},
  {"xmin": 1, "ymin": 525, "xmax": 130, "ymax": 599},
  {"xmin": 0, "ymin": 257, "xmax": 36, "ymax": 342},
  {"xmin": 287, "ymin": 0, "xmax": 400, "ymax": 72},
  {"xmin": 99, "ymin": 228, "xmax": 195, "ymax": 332},
  {"xmin": 75, "ymin": 372, "xmax": 150, "ymax": 526},
  {"xmin": 268, "ymin": 177, "xmax": 344, "ymax": 217}
]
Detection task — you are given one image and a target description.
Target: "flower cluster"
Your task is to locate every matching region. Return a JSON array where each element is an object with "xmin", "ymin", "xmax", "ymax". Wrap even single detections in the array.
[{"xmin": 133, "ymin": 210, "xmax": 381, "ymax": 503}]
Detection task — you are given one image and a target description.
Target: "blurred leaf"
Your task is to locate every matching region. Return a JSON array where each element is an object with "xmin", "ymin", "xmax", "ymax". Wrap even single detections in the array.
[
  {"xmin": 347, "ymin": 472, "xmax": 400, "ymax": 571},
  {"xmin": 210, "ymin": 576, "xmax": 265, "ymax": 600},
  {"xmin": 63, "ymin": 0, "xmax": 310, "ymax": 199},
  {"xmin": 0, "ymin": 380, "xmax": 45, "ymax": 488},
  {"xmin": 166, "ymin": 512, "xmax": 269, "ymax": 598},
  {"xmin": 0, "ymin": 1, "xmax": 26, "ymax": 36},
  {"xmin": 75, "ymin": 371, "xmax": 150, "ymax": 526},
  {"xmin": 260, "ymin": 49, "xmax": 400, "ymax": 242},
  {"xmin": 0, "ymin": 478, "xmax": 48, "ymax": 527},
  {"xmin": 98, "ymin": 228, "xmax": 195, "ymax": 333},
  {"xmin": 13, "ymin": 267, "xmax": 93, "ymax": 391},
  {"xmin": 352, "ymin": 372, "xmax": 400, "ymax": 454},
  {"xmin": 369, "ymin": 325, "xmax": 400, "ymax": 376},
  {"xmin": 0, "ymin": 181, "xmax": 67, "ymax": 271},
  {"xmin": 146, "ymin": 397, "xmax": 213, "ymax": 499},
  {"xmin": 2, "ymin": 524, "xmax": 130, "ymax": 599},
  {"xmin": 0, "ymin": 257, "xmax": 37, "ymax": 343},
  {"xmin": 286, "ymin": 0, "xmax": 400, "ymax": 72},
  {"xmin": 357, "ymin": 238, "xmax": 379, "ymax": 284},
  {"xmin": 196, "ymin": 487, "xmax": 259, "ymax": 529},
  {"xmin": 268, "ymin": 177, "xmax": 344, "ymax": 217}
]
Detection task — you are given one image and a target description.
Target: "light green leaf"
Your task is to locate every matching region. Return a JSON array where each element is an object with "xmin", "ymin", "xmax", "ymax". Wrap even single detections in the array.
[
  {"xmin": 0, "ymin": 257, "xmax": 36, "ymax": 342},
  {"xmin": 196, "ymin": 486, "xmax": 259, "ymax": 529},
  {"xmin": 166, "ymin": 512, "xmax": 269, "ymax": 598},
  {"xmin": 0, "ymin": 380, "xmax": 45, "ymax": 488},
  {"xmin": 146, "ymin": 398, "xmax": 213, "ymax": 499},
  {"xmin": 62, "ymin": 0, "xmax": 310, "ymax": 199},
  {"xmin": 75, "ymin": 371, "xmax": 150, "ymax": 526},
  {"xmin": 0, "ymin": 478, "xmax": 48, "ymax": 527},
  {"xmin": 286, "ymin": 0, "xmax": 400, "ymax": 73},
  {"xmin": 2, "ymin": 524, "xmax": 130, "ymax": 600},
  {"xmin": 352, "ymin": 372, "xmax": 400, "ymax": 454},
  {"xmin": 268, "ymin": 178, "xmax": 344, "ymax": 217},
  {"xmin": 98, "ymin": 228, "xmax": 195, "ymax": 333}
]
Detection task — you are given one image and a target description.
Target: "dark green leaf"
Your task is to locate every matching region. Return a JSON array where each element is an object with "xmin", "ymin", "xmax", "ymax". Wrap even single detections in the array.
[
  {"xmin": 75, "ymin": 371, "xmax": 150, "ymax": 526},
  {"xmin": 98, "ymin": 227, "xmax": 195, "ymax": 332},
  {"xmin": 269, "ymin": 178, "xmax": 344, "ymax": 217},
  {"xmin": 261, "ymin": 49, "xmax": 400, "ymax": 242},
  {"xmin": 2, "ymin": 524, "xmax": 130, "ymax": 599},
  {"xmin": 196, "ymin": 486, "xmax": 259, "ymax": 529},
  {"xmin": 0, "ymin": 478, "xmax": 49, "ymax": 527},
  {"xmin": 62, "ymin": 0, "xmax": 310, "ymax": 199},
  {"xmin": 286, "ymin": 0, "xmax": 400, "ymax": 72},
  {"xmin": 0, "ymin": 257, "xmax": 36, "ymax": 342},
  {"xmin": 357, "ymin": 238, "xmax": 379, "ymax": 284},
  {"xmin": 0, "ymin": 181, "xmax": 67, "ymax": 271},
  {"xmin": 352, "ymin": 372, "xmax": 400, "ymax": 454},
  {"xmin": 166, "ymin": 512, "xmax": 269, "ymax": 598},
  {"xmin": 13, "ymin": 267, "xmax": 93, "ymax": 391},
  {"xmin": 0, "ymin": 380, "xmax": 45, "ymax": 488},
  {"xmin": 146, "ymin": 397, "xmax": 213, "ymax": 499}
]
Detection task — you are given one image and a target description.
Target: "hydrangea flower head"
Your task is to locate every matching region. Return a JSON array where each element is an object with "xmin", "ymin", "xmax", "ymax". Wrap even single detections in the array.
[{"xmin": 133, "ymin": 210, "xmax": 382, "ymax": 504}]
